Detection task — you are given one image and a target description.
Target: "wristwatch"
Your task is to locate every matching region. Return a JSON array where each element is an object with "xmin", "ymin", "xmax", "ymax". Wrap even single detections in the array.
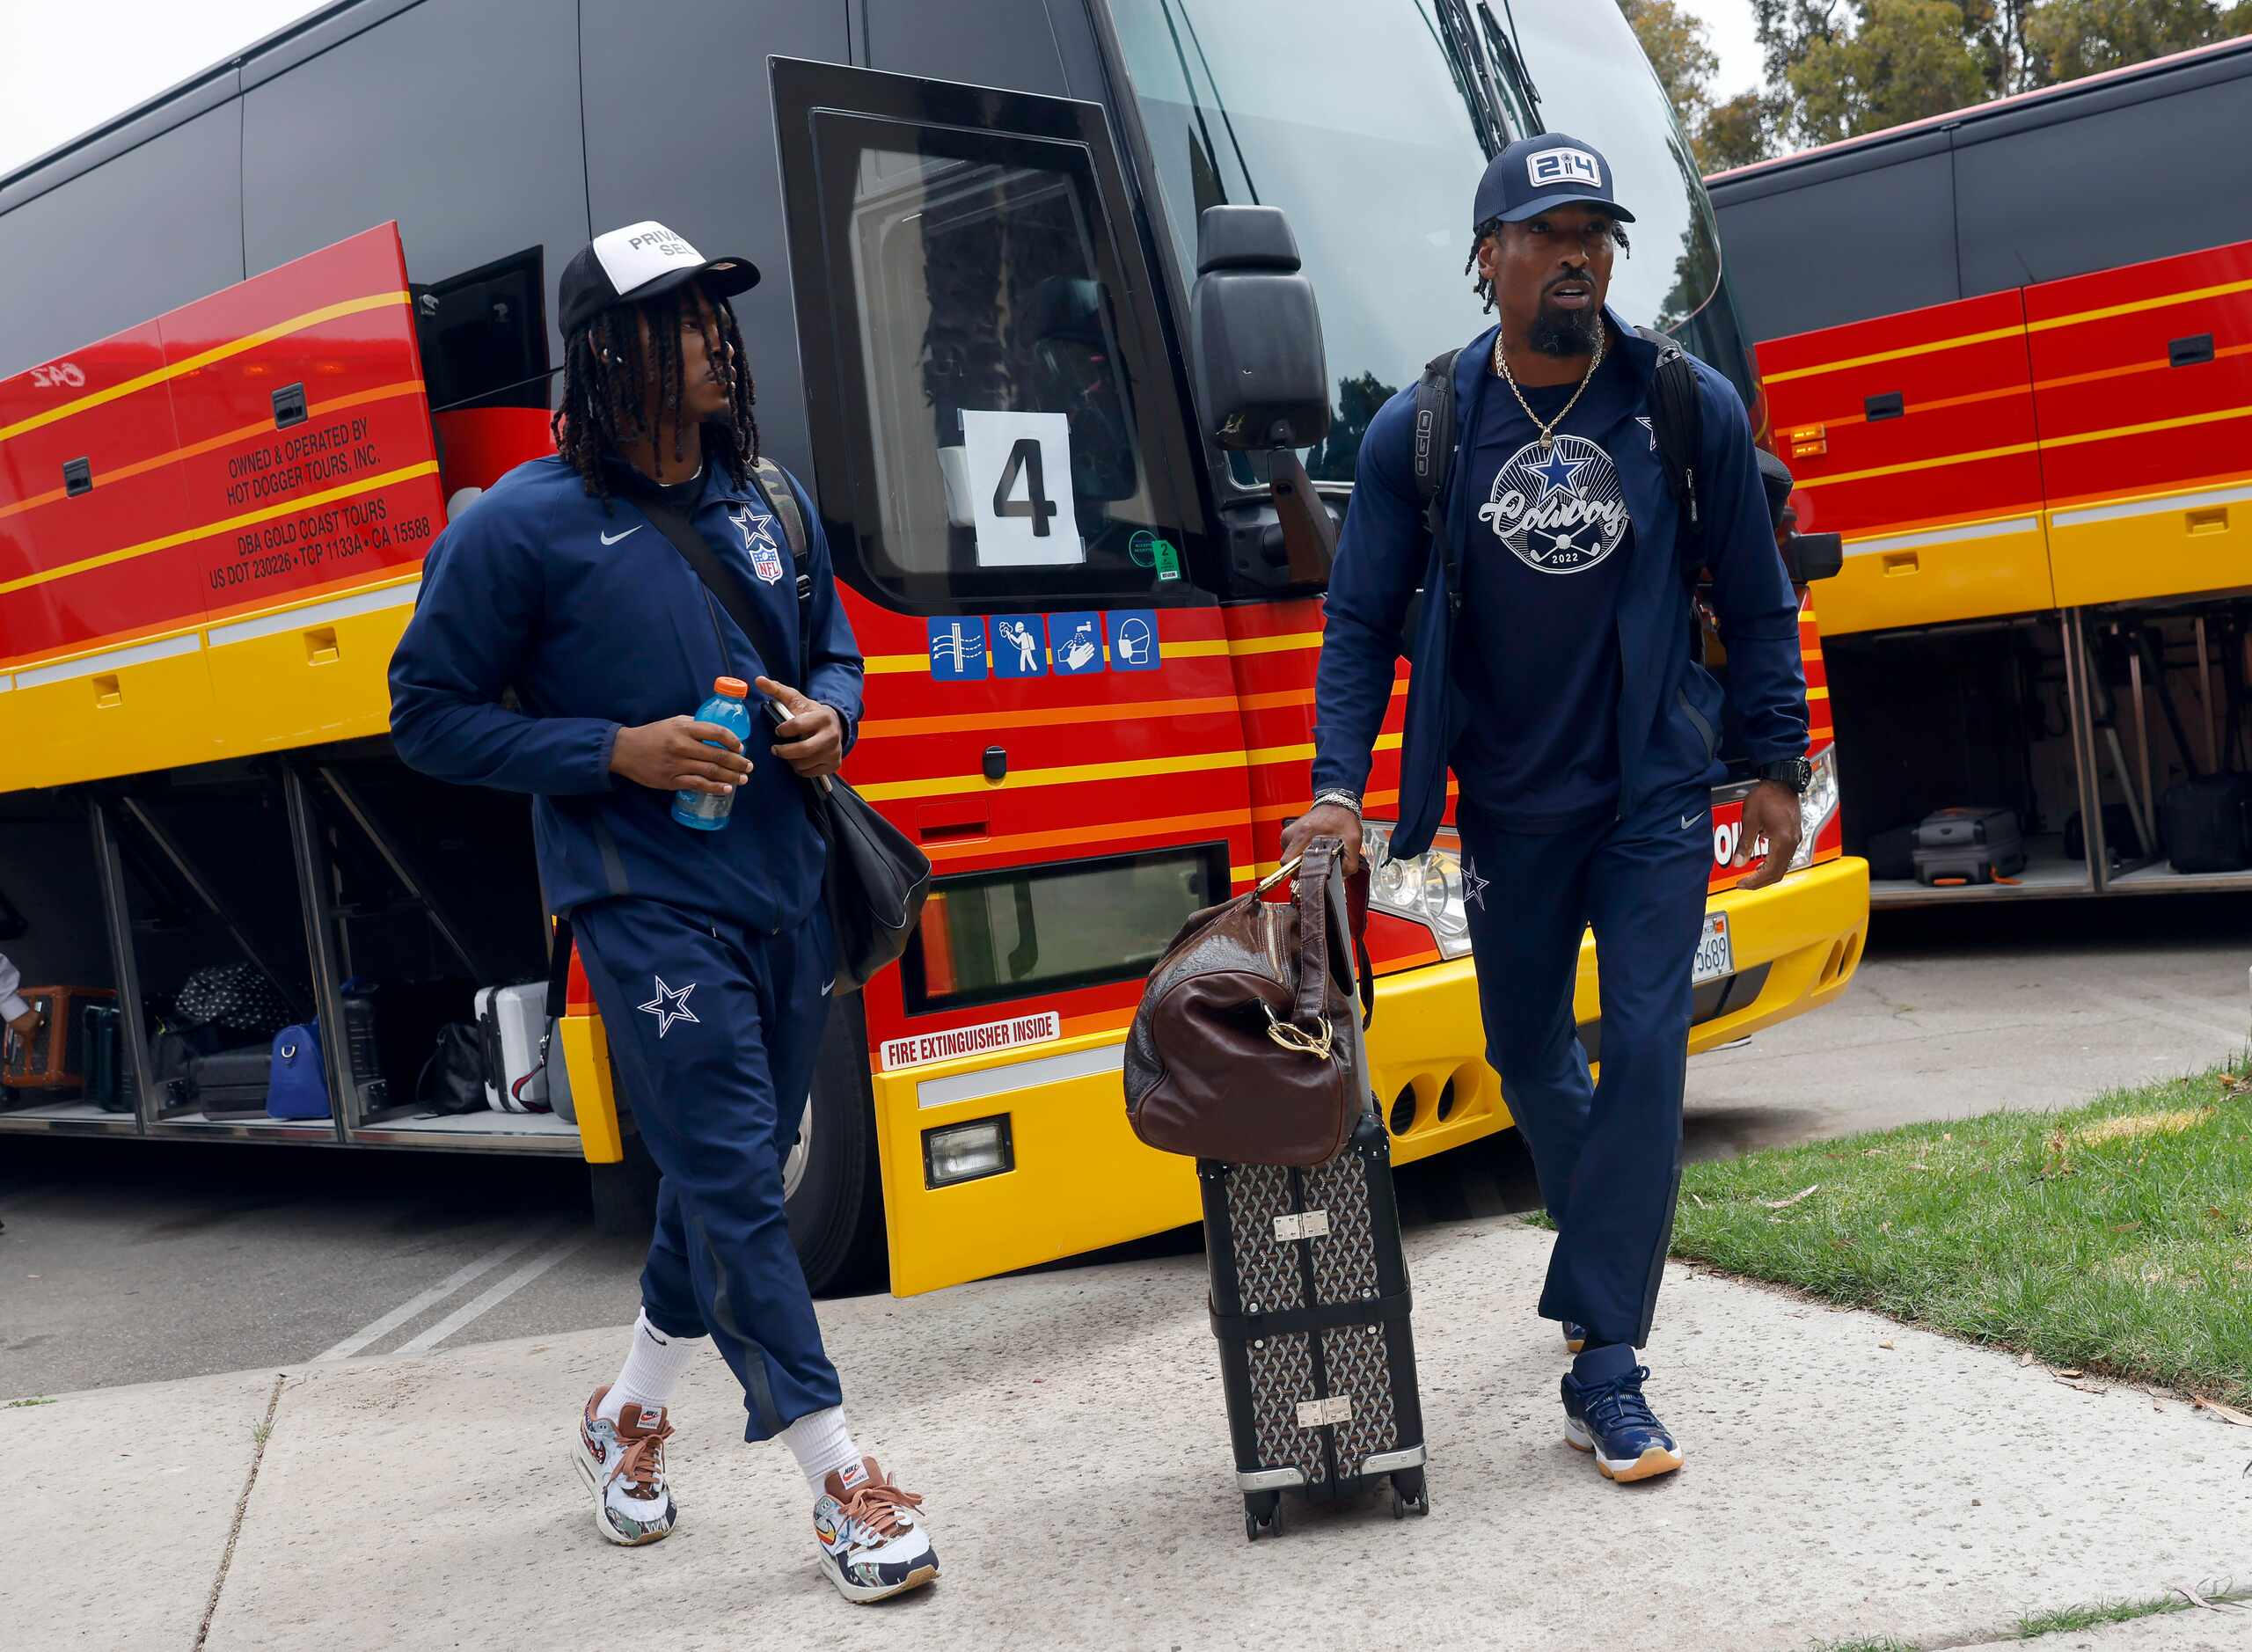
[{"xmin": 1756, "ymin": 757, "xmax": 1814, "ymax": 796}]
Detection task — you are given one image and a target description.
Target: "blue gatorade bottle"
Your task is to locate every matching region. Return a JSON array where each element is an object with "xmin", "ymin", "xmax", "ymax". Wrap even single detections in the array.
[{"xmin": 671, "ymin": 676, "xmax": 753, "ymax": 831}]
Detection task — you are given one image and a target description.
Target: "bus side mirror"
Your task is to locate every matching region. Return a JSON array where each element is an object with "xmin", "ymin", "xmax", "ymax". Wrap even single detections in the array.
[
  {"xmin": 1189, "ymin": 206, "xmax": 1334, "ymax": 583},
  {"xmin": 1784, "ymin": 531, "xmax": 1843, "ymax": 583},
  {"xmin": 1755, "ymin": 445, "xmax": 1841, "ymax": 581}
]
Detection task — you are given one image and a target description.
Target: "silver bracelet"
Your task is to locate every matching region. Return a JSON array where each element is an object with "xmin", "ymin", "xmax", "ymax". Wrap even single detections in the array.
[{"xmin": 1311, "ymin": 789, "xmax": 1364, "ymax": 818}]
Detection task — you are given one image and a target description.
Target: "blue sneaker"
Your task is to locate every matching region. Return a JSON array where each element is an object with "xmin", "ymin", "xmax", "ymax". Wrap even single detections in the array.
[
  {"xmin": 1561, "ymin": 1319, "xmax": 1588, "ymax": 1355},
  {"xmin": 1561, "ymin": 1348, "xmax": 1684, "ymax": 1484}
]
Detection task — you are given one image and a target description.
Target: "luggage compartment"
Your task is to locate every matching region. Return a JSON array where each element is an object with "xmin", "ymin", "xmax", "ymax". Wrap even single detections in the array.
[
  {"xmin": 0, "ymin": 742, "xmax": 579, "ymax": 1149},
  {"xmin": 1831, "ymin": 598, "xmax": 2252, "ymax": 903}
]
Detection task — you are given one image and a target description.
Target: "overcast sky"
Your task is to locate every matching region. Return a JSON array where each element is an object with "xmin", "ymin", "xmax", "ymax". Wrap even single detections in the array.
[{"xmin": 0, "ymin": 0, "xmax": 1767, "ymax": 179}]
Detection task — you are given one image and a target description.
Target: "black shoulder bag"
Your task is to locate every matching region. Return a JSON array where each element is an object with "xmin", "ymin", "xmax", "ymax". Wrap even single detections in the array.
[
  {"xmin": 1411, "ymin": 326, "xmax": 1707, "ymax": 610},
  {"xmin": 636, "ymin": 459, "xmax": 930, "ymax": 995}
]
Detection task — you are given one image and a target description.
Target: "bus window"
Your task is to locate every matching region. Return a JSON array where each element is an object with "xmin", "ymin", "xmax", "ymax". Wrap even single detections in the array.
[
  {"xmin": 1711, "ymin": 148, "xmax": 1961, "ymax": 341},
  {"xmin": 793, "ymin": 106, "xmax": 1205, "ymax": 612},
  {"xmin": 902, "ymin": 844, "xmax": 1228, "ymax": 1012},
  {"xmin": 1108, "ymin": 0, "xmax": 1761, "ymax": 470},
  {"xmin": 0, "ymin": 101, "xmax": 244, "ymax": 381}
]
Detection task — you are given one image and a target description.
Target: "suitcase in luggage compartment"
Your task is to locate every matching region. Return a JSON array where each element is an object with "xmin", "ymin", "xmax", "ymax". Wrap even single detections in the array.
[
  {"xmin": 1912, "ymin": 807, "xmax": 2028, "ymax": 886},
  {"xmin": 1199, "ymin": 1111, "xmax": 1429, "ymax": 1539},
  {"xmin": 2, "ymin": 985, "xmax": 115, "ymax": 1093},
  {"xmin": 475, "ymin": 981, "xmax": 570, "ymax": 1115},
  {"xmin": 82, "ymin": 1003, "xmax": 131, "ymax": 1113},
  {"xmin": 187, "ymin": 1043, "xmax": 274, "ymax": 1119},
  {"xmin": 2160, "ymin": 775, "xmax": 2252, "ymax": 874}
]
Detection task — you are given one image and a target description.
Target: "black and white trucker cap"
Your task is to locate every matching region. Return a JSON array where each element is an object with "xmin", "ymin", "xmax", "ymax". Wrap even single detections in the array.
[{"xmin": 557, "ymin": 220, "xmax": 759, "ymax": 340}]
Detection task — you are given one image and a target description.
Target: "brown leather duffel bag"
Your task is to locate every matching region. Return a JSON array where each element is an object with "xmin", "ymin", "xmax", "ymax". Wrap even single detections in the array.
[{"xmin": 1124, "ymin": 837, "xmax": 1373, "ymax": 1166}]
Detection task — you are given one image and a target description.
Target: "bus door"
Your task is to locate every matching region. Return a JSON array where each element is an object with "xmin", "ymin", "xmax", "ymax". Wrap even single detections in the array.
[{"xmin": 771, "ymin": 57, "xmax": 1253, "ymax": 1295}]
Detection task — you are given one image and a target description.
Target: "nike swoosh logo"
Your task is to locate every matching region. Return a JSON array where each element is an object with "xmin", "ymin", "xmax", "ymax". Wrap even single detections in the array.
[
  {"xmin": 1682, "ymin": 813, "xmax": 1701, "ymax": 830},
  {"xmin": 600, "ymin": 526, "xmax": 642, "ymax": 545}
]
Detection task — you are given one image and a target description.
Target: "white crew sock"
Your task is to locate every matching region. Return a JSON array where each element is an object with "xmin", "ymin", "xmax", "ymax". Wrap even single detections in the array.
[
  {"xmin": 779, "ymin": 1406, "xmax": 864, "ymax": 1494},
  {"xmin": 597, "ymin": 1309, "xmax": 706, "ymax": 1424}
]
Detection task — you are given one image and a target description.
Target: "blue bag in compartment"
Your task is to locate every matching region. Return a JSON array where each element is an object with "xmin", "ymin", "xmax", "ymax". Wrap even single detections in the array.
[{"xmin": 267, "ymin": 1021, "xmax": 330, "ymax": 1120}]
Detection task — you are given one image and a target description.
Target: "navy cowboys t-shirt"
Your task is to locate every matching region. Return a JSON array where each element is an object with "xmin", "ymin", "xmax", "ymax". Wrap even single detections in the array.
[{"xmin": 1450, "ymin": 344, "xmax": 1641, "ymax": 830}]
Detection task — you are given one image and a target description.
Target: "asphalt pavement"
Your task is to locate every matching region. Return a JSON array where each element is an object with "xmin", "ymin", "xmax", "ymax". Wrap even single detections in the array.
[{"xmin": 4, "ymin": 892, "xmax": 2246, "ymax": 1402}]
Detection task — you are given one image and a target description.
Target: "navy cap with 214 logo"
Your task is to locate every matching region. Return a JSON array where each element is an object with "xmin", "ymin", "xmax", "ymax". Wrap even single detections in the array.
[{"xmin": 1472, "ymin": 132, "xmax": 1638, "ymax": 231}]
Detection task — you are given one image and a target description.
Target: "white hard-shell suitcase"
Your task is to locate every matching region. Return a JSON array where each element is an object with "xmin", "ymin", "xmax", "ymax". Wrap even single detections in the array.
[{"xmin": 474, "ymin": 982, "xmax": 572, "ymax": 1116}]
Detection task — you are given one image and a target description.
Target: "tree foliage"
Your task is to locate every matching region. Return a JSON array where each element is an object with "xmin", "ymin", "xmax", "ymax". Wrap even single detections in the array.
[
  {"xmin": 1788, "ymin": 0, "xmax": 1989, "ymax": 143},
  {"xmin": 1638, "ymin": 0, "xmax": 2252, "ymax": 168},
  {"xmin": 2023, "ymin": 0, "xmax": 2251, "ymax": 83}
]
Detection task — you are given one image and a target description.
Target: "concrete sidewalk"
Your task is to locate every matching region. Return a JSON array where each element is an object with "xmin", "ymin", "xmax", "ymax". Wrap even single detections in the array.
[{"xmin": 15, "ymin": 1219, "xmax": 2248, "ymax": 1652}]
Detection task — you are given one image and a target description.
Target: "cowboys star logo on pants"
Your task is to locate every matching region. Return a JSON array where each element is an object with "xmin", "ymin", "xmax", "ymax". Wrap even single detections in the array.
[
  {"xmin": 639, "ymin": 976, "xmax": 699, "ymax": 1037},
  {"xmin": 1477, "ymin": 435, "xmax": 1630, "ymax": 574}
]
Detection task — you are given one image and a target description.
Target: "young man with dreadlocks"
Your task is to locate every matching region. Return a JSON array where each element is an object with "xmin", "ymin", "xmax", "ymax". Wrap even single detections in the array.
[
  {"xmin": 1283, "ymin": 135, "xmax": 1812, "ymax": 1485},
  {"xmin": 390, "ymin": 222, "xmax": 939, "ymax": 1602}
]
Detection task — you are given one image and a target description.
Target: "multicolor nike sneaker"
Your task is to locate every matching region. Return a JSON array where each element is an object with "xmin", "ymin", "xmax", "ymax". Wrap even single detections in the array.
[
  {"xmin": 1561, "ymin": 1349, "xmax": 1685, "ymax": 1484},
  {"xmin": 1561, "ymin": 1319, "xmax": 1589, "ymax": 1355},
  {"xmin": 811, "ymin": 1457, "xmax": 939, "ymax": 1604},
  {"xmin": 574, "ymin": 1385, "xmax": 678, "ymax": 1545}
]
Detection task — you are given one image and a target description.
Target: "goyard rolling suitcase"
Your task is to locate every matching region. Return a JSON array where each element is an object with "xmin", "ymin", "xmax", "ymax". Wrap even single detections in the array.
[{"xmin": 1199, "ymin": 1108, "xmax": 1429, "ymax": 1540}]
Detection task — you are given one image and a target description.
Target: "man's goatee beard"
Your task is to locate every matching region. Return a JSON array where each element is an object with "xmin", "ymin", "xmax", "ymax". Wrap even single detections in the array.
[{"xmin": 1529, "ymin": 303, "xmax": 1602, "ymax": 358}]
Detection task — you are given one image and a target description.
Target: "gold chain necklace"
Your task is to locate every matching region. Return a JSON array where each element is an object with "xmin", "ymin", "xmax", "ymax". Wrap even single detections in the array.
[{"xmin": 1493, "ymin": 325, "xmax": 1605, "ymax": 451}]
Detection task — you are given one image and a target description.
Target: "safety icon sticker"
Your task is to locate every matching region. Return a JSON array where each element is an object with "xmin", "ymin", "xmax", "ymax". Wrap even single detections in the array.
[
  {"xmin": 927, "ymin": 617, "xmax": 988, "ymax": 681},
  {"xmin": 1105, "ymin": 610, "xmax": 1161, "ymax": 671},
  {"xmin": 1047, "ymin": 612, "xmax": 1106, "ymax": 676},
  {"xmin": 991, "ymin": 616, "xmax": 1047, "ymax": 678}
]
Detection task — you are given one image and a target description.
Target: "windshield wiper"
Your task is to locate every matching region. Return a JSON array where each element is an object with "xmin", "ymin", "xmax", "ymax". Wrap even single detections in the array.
[
  {"xmin": 1477, "ymin": 0, "xmax": 1546, "ymax": 133},
  {"xmin": 1425, "ymin": 0, "xmax": 1505, "ymax": 159}
]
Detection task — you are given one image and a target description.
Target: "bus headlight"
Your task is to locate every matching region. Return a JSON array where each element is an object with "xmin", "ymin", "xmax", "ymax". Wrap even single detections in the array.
[
  {"xmin": 1790, "ymin": 746, "xmax": 1841, "ymax": 871},
  {"xmin": 1359, "ymin": 822, "xmax": 1475, "ymax": 959}
]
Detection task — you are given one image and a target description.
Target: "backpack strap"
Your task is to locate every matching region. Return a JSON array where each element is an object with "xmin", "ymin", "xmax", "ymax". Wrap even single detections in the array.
[
  {"xmin": 1633, "ymin": 325, "xmax": 1706, "ymax": 589},
  {"xmin": 1411, "ymin": 349, "xmax": 1463, "ymax": 618},
  {"xmin": 750, "ymin": 456, "xmax": 814, "ymax": 677}
]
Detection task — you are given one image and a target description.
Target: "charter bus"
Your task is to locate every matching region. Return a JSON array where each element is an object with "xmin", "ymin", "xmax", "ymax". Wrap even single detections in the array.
[
  {"xmin": 0, "ymin": 0, "xmax": 1868, "ymax": 1296},
  {"xmin": 1708, "ymin": 37, "xmax": 2252, "ymax": 906}
]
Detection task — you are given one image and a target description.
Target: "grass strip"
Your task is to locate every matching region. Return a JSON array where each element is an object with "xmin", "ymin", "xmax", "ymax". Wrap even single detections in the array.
[{"xmin": 1670, "ymin": 1067, "xmax": 2252, "ymax": 1407}]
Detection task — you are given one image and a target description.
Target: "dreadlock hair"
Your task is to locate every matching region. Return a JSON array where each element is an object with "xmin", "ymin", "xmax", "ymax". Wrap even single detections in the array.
[
  {"xmin": 1465, "ymin": 213, "xmax": 1632, "ymax": 314},
  {"xmin": 552, "ymin": 282, "xmax": 760, "ymax": 500}
]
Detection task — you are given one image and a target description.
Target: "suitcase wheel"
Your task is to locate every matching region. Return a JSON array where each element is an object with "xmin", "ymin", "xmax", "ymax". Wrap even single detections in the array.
[
  {"xmin": 1390, "ymin": 1467, "xmax": 1429, "ymax": 1519},
  {"xmin": 1242, "ymin": 1490, "xmax": 1282, "ymax": 1542}
]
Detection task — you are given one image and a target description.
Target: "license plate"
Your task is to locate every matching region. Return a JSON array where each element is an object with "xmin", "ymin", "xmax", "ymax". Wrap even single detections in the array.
[{"xmin": 1692, "ymin": 912, "xmax": 1734, "ymax": 986}]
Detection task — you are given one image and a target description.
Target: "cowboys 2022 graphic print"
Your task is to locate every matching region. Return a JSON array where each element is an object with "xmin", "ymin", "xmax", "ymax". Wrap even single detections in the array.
[{"xmin": 1477, "ymin": 435, "xmax": 1629, "ymax": 574}]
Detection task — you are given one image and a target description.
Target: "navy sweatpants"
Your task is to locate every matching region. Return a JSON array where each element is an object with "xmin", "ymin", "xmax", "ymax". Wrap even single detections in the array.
[
  {"xmin": 573, "ymin": 897, "xmax": 843, "ymax": 1442},
  {"xmin": 1457, "ymin": 783, "xmax": 1713, "ymax": 1351}
]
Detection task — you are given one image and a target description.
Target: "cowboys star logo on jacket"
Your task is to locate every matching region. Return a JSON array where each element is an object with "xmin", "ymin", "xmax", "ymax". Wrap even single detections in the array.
[{"xmin": 733, "ymin": 505, "xmax": 786, "ymax": 585}]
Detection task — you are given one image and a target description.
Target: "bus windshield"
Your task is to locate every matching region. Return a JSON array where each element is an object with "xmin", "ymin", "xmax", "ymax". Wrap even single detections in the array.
[{"xmin": 1107, "ymin": 0, "xmax": 1758, "ymax": 479}]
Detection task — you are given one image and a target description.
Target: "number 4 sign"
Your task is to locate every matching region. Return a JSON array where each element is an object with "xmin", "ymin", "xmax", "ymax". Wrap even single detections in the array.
[{"xmin": 961, "ymin": 410, "xmax": 1085, "ymax": 568}]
